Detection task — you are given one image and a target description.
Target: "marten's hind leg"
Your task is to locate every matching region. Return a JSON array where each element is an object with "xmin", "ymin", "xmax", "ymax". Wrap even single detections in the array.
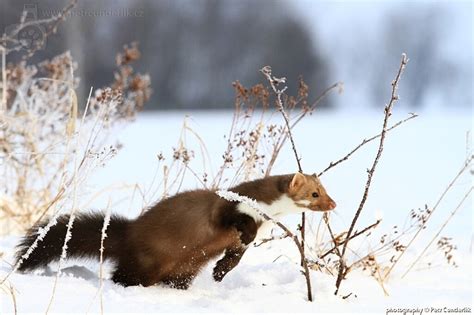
[
  {"xmin": 213, "ymin": 245, "xmax": 247, "ymax": 282},
  {"xmin": 162, "ymin": 273, "xmax": 196, "ymax": 289},
  {"xmin": 112, "ymin": 260, "xmax": 161, "ymax": 287},
  {"xmin": 112, "ymin": 263, "xmax": 143, "ymax": 287}
]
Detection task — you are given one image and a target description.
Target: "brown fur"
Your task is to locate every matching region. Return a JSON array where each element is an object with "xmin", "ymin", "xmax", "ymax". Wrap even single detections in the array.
[{"xmin": 15, "ymin": 173, "xmax": 335, "ymax": 288}]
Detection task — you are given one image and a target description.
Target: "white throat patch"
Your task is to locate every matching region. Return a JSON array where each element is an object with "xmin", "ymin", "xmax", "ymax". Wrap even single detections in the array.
[{"xmin": 236, "ymin": 194, "xmax": 307, "ymax": 222}]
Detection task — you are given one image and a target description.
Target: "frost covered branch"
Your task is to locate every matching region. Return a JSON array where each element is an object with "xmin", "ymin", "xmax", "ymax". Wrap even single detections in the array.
[
  {"xmin": 216, "ymin": 190, "xmax": 313, "ymax": 301},
  {"xmin": 260, "ymin": 65, "xmax": 309, "ymax": 269},
  {"xmin": 260, "ymin": 66, "xmax": 302, "ymax": 173},
  {"xmin": 0, "ymin": 211, "xmax": 63, "ymax": 284},
  {"xmin": 99, "ymin": 204, "xmax": 112, "ymax": 315}
]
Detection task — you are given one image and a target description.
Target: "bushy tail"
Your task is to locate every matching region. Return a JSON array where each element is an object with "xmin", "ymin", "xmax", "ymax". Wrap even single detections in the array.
[{"xmin": 15, "ymin": 212, "xmax": 129, "ymax": 271}]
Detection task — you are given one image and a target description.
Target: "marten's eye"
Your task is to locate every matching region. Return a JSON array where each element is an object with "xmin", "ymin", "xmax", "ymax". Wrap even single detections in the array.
[{"xmin": 312, "ymin": 192, "xmax": 319, "ymax": 198}]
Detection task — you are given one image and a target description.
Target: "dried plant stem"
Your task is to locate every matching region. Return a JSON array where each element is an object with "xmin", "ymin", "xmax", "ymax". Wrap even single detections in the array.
[
  {"xmin": 0, "ymin": 88, "xmax": 86, "ymax": 286},
  {"xmin": 318, "ymin": 113, "xmax": 417, "ymax": 177},
  {"xmin": 402, "ymin": 185, "xmax": 473, "ymax": 278},
  {"xmin": 320, "ymin": 219, "xmax": 381, "ymax": 259},
  {"xmin": 9, "ymin": 283, "xmax": 18, "ymax": 315},
  {"xmin": 217, "ymin": 190, "xmax": 313, "ymax": 301},
  {"xmin": 46, "ymin": 85, "xmax": 94, "ymax": 314},
  {"xmin": 0, "ymin": 282, "xmax": 18, "ymax": 315},
  {"xmin": 260, "ymin": 66, "xmax": 303, "ymax": 173},
  {"xmin": 264, "ymin": 82, "xmax": 342, "ymax": 177},
  {"xmin": 322, "ymin": 213, "xmax": 342, "ymax": 258},
  {"xmin": 212, "ymin": 100, "xmax": 240, "ymax": 188},
  {"xmin": 254, "ymin": 232, "xmax": 290, "ymax": 247},
  {"xmin": 384, "ymin": 155, "xmax": 472, "ymax": 279},
  {"xmin": 291, "ymin": 81, "xmax": 343, "ymax": 128},
  {"xmin": 99, "ymin": 201, "xmax": 112, "ymax": 315},
  {"xmin": 260, "ymin": 66, "xmax": 309, "ymax": 272},
  {"xmin": 334, "ymin": 53, "xmax": 408, "ymax": 295}
]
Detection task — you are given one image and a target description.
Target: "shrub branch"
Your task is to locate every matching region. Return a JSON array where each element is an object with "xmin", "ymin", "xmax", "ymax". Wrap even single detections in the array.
[{"xmin": 334, "ymin": 53, "xmax": 408, "ymax": 295}]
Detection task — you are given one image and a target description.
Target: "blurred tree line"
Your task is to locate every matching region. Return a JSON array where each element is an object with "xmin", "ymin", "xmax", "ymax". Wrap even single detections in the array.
[
  {"xmin": 1, "ymin": 0, "xmax": 470, "ymax": 110},
  {"xmin": 1, "ymin": 0, "xmax": 330, "ymax": 110}
]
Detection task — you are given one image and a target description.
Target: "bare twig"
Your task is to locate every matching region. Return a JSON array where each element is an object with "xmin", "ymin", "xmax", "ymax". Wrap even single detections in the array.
[
  {"xmin": 322, "ymin": 213, "xmax": 342, "ymax": 258},
  {"xmin": 334, "ymin": 53, "xmax": 408, "ymax": 295},
  {"xmin": 318, "ymin": 113, "xmax": 418, "ymax": 177},
  {"xmin": 320, "ymin": 219, "xmax": 381, "ymax": 259},
  {"xmin": 254, "ymin": 232, "xmax": 290, "ymax": 247},
  {"xmin": 1, "ymin": 282, "xmax": 18, "ymax": 315}
]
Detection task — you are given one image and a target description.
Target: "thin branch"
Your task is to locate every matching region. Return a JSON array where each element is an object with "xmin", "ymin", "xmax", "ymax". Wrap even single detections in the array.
[
  {"xmin": 260, "ymin": 66, "xmax": 302, "ymax": 173},
  {"xmin": 334, "ymin": 53, "xmax": 408, "ymax": 295},
  {"xmin": 99, "ymin": 201, "xmax": 112, "ymax": 315},
  {"xmin": 318, "ymin": 113, "xmax": 418, "ymax": 177},
  {"xmin": 254, "ymin": 232, "xmax": 290, "ymax": 247},
  {"xmin": 320, "ymin": 219, "xmax": 381, "ymax": 259},
  {"xmin": 322, "ymin": 213, "xmax": 342, "ymax": 258},
  {"xmin": 46, "ymin": 76, "xmax": 89, "ymax": 315},
  {"xmin": 264, "ymin": 82, "xmax": 342, "ymax": 177}
]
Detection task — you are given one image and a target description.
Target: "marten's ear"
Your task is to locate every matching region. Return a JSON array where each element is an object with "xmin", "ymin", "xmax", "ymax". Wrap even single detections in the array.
[{"xmin": 290, "ymin": 172, "xmax": 306, "ymax": 190}]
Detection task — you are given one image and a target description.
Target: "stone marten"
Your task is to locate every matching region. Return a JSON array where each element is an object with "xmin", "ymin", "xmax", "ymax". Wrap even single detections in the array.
[{"xmin": 15, "ymin": 173, "xmax": 336, "ymax": 289}]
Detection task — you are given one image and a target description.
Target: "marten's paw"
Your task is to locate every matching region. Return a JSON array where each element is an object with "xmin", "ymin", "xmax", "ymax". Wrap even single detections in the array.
[
  {"xmin": 212, "ymin": 266, "xmax": 226, "ymax": 282},
  {"xmin": 212, "ymin": 246, "xmax": 246, "ymax": 282},
  {"xmin": 162, "ymin": 276, "xmax": 193, "ymax": 289}
]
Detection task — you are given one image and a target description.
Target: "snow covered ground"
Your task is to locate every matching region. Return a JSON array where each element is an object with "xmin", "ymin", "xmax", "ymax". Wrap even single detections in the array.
[{"xmin": 0, "ymin": 109, "xmax": 472, "ymax": 314}]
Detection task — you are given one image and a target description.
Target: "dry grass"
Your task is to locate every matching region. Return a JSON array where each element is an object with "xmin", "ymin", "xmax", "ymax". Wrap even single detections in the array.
[{"xmin": 0, "ymin": 44, "xmax": 150, "ymax": 236}]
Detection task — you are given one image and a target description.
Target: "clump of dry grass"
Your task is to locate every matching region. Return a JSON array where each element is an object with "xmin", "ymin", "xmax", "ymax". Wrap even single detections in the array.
[{"xmin": 0, "ymin": 43, "xmax": 151, "ymax": 235}]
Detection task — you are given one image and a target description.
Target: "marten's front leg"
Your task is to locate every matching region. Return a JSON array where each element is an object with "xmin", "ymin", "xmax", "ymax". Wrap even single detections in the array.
[
  {"xmin": 232, "ymin": 213, "xmax": 258, "ymax": 245},
  {"xmin": 213, "ymin": 246, "xmax": 247, "ymax": 282}
]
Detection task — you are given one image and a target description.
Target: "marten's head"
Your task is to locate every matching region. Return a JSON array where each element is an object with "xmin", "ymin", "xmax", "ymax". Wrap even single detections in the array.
[{"xmin": 287, "ymin": 172, "xmax": 336, "ymax": 212}]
